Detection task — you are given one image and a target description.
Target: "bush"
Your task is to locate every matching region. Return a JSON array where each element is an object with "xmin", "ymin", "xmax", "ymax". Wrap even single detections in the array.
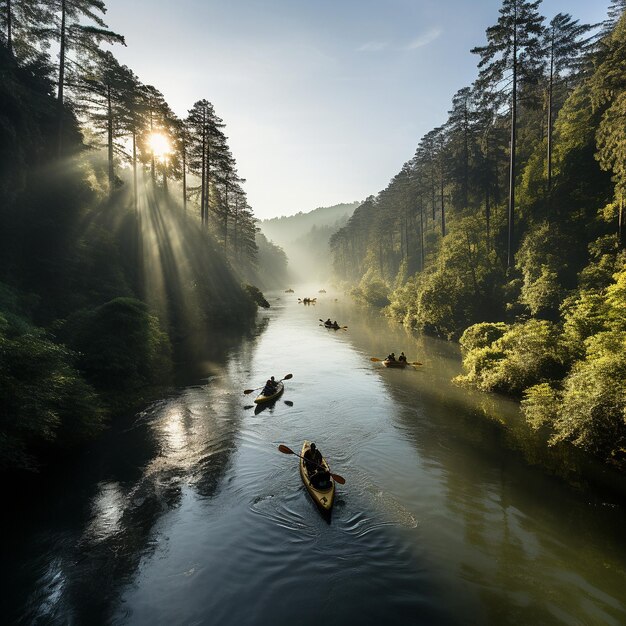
[
  {"xmin": 522, "ymin": 332, "xmax": 626, "ymax": 466},
  {"xmin": 0, "ymin": 312, "xmax": 104, "ymax": 470},
  {"xmin": 351, "ymin": 271, "xmax": 390, "ymax": 308},
  {"xmin": 66, "ymin": 297, "xmax": 171, "ymax": 393},
  {"xmin": 459, "ymin": 322, "xmax": 509, "ymax": 353},
  {"xmin": 456, "ymin": 319, "xmax": 567, "ymax": 395}
]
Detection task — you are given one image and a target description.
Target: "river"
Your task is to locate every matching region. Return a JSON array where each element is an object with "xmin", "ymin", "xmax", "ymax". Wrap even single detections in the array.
[{"xmin": 3, "ymin": 288, "xmax": 626, "ymax": 625}]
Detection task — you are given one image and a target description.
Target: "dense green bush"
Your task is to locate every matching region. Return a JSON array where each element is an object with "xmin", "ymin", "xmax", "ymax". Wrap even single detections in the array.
[
  {"xmin": 0, "ymin": 312, "xmax": 104, "ymax": 470},
  {"xmin": 459, "ymin": 322, "xmax": 508, "ymax": 353},
  {"xmin": 350, "ymin": 270, "xmax": 390, "ymax": 308},
  {"xmin": 456, "ymin": 319, "xmax": 568, "ymax": 395},
  {"xmin": 65, "ymin": 297, "xmax": 172, "ymax": 393}
]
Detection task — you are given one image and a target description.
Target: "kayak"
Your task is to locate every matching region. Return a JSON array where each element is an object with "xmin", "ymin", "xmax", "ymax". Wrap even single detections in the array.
[
  {"xmin": 324, "ymin": 323, "xmax": 340, "ymax": 330},
  {"xmin": 299, "ymin": 440, "xmax": 335, "ymax": 513},
  {"xmin": 254, "ymin": 381, "xmax": 284, "ymax": 404},
  {"xmin": 383, "ymin": 359, "xmax": 408, "ymax": 368}
]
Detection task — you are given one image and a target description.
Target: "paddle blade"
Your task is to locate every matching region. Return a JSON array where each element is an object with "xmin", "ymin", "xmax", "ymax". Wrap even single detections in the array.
[
  {"xmin": 370, "ymin": 357, "xmax": 382, "ymax": 362},
  {"xmin": 410, "ymin": 362, "xmax": 423, "ymax": 366},
  {"xmin": 278, "ymin": 444, "xmax": 295, "ymax": 455},
  {"xmin": 243, "ymin": 389, "xmax": 255, "ymax": 395},
  {"xmin": 331, "ymin": 473, "xmax": 346, "ymax": 485},
  {"xmin": 282, "ymin": 373, "xmax": 293, "ymax": 380}
]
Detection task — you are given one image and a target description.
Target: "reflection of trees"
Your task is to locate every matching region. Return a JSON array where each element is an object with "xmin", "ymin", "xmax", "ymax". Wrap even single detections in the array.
[
  {"xmin": 346, "ymin": 309, "xmax": 626, "ymax": 623},
  {"xmin": 7, "ymin": 322, "xmax": 271, "ymax": 623}
]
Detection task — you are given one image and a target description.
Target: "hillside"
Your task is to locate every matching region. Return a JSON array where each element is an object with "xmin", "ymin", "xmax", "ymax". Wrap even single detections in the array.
[{"xmin": 259, "ymin": 202, "xmax": 360, "ymax": 282}]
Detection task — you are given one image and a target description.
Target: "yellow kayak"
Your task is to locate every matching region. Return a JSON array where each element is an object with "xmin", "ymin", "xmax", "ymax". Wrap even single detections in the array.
[
  {"xmin": 254, "ymin": 381, "xmax": 284, "ymax": 404},
  {"xmin": 383, "ymin": 359, "xmax": 408, "ymax": 368},
  {"xmin": 299, "ymin": 441, "xmax": 335, "ymax": 513}
]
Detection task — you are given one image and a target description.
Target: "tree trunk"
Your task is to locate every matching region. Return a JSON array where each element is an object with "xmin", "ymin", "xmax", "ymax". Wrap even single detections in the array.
[
  {"xmin": 419, "ymin": 202, "xmax": 425, "ymax": 272},
  {"xmin": 132, "ymin": 128, "xmax": 137, "ymax": 212},
  {"xmin": 546, "ymin": 27, "xmax": 554, "ymax": 214},
  {"xmin": 57, "ymin": 0, "xmax": 67, "ymax": 154},
  {"xmin": 440, "ymin": 172, "xmax": 446, "ymax": 237},
  {"xmin": 182, "ymin": 137, "xmax": 187, "ymax": 213},
  {"xmin": 200, "ymin": 110, "xmax": 206, "ymax": 224},
  {"xmin": 107, "ymin": 84, "xmax": 114, "ymax": 191},
  {"xmin": 223, "ymin": 178, "xmax": 229, "ymax": 248},
  {"xmin": 486, "ymin": 186, "xmax": 491, "ymax": 252},
  {"xmin": 507, "ymin": 8, "xmax": 518, "ymax": 270}
]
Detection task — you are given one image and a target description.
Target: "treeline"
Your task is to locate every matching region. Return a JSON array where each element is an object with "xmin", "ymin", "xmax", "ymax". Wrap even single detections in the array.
[
  {"xmin": 0, "ymin": 1, "xmax": 261, "ymax": 471},
  {"xmin": 330, "ymin": 0, "xmax": 626, "ymax": 468}
]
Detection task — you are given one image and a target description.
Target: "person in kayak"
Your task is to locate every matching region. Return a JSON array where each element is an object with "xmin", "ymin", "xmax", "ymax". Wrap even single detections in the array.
[
  {"xmin": 325, "ymin": 318, "xmax": 332, "ymax": 325},
  {"xmin": 304, "ymin": 442, "xmax": 322, "ymax": 474},
  {"xmin": 398, "ymin": 352, "xmax": 407, "ymax": 362},
  {"xmin": 386, "ymin": 352, "xmax": 396, "ymax": 361},
  {"xmin": 304, "ymin": 443, "xmax": 331, "ymax": 488},
  {"xmin": 332, "ymin": 320, "xmax": 339, "ymax": 329},
  {"xmin": 261, "ymin": 376, "xmax": 278, "ymax": 395}
]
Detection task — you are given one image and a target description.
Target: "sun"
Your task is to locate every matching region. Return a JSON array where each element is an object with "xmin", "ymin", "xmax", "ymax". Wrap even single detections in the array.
[{"xmin": 147, "ymin": 132, "xmax": 172, "ymax": 160}]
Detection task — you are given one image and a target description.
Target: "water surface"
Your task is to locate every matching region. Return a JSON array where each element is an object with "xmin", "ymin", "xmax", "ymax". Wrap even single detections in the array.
[{"xmin": 4, "ymin": 289, "xmax": 626, "ymax": 625}]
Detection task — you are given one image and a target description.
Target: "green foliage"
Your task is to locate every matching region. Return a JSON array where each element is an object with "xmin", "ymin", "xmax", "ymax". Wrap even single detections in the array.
[
  {"xmin": 459, "ymin": 322, "xmax": 508, "ymax": 353},
  {"xmin": 456, "ymin": 319, "xmax": 567, "ymax": 395},
  {"xmin": 65, "ymin": 298, "xmax": 172, "ymax": 394},
  {"xmin": 0, "ymin": 311, "xmax": 105, "ymax": 470},
  {"xmin": 523, "ymin": 331, "xmax": 626, "ymax": 466},
  {"xmin": 350, "ymin": 270, "xmax": 390, "ymax": 308},
  {"xmin": 243, "ymin": 284, "xmax": 270, "ymax": 309},
  {"xmin": 387, "ymin": 215, "xmax": 505, "ymax": 338}
]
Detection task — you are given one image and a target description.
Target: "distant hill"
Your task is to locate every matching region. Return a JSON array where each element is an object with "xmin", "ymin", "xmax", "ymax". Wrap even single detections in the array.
[
  {"xmin": 260, "ymin": 202, "xmax": 361, "ymax": 245},
  {"xmin": 258, "ymin": 202, "xmax": 361, "ymax": 282}
]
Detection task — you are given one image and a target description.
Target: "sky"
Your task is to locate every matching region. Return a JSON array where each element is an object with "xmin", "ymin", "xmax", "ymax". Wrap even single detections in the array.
[{"xmin": 103, "ymin": 0, "xmax": 611, "ymax": 220}]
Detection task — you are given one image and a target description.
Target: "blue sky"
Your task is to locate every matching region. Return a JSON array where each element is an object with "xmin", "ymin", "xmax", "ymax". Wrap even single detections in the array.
[{"xmin": 104, "ymin": 0, "xmax": 611, "ymax": 219}]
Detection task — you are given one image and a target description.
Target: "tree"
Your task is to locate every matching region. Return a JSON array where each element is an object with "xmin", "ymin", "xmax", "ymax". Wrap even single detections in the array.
[
  {"xmin": 45, "ymin": 0, "xmax": 125, "ymax": 153},
  {"xmin": 543, "ymin": 13, "xmax": 594, "ymax": 198},
  {"xmin": 591, "ymin": 13, "xmax": 626, "ymax": 247},
  {"xmin": 185, "ymin": 99, "xmax": 226, "ymax": 225},
  {"xmin": 1, "ymin": 0, "xmax": 51, "ymax": 60},
  {"xmin": 472, "ymin": 0, "xmax": 544, "ymax": 268}
]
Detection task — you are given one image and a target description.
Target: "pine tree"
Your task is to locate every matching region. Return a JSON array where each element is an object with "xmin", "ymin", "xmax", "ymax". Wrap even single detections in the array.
[
  {"xmin": 472, "ymin": 0, "xmax": 544, "ymax": 268},
  {"xmin": 543, "ymin": 13, "xmax": 594, "ymax": 197},
  {"xmin": 0, "ymin": 0, "xmax": 51, "ymax": 60},
  {"xmin": 44, "ymin": 0, "xmax": 125, "ymax": 153}
]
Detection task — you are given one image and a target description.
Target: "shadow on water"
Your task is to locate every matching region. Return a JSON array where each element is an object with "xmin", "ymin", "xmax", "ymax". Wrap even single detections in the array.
[{"xmin": 1, "ymin": 313, "xmax": 272, "ymax": 624}]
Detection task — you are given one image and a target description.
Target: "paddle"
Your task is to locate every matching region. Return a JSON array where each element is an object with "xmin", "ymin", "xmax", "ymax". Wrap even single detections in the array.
[
  {"xmin": 319, "ymin": 319, "xmax": 348, "ymax": 330},
  {"xmin": 278, "ymin": 444, "xmax": 346, "ymax": 485},
  {"xmin": 243, "ymin": 373, "xmax": 293, "ymax": 395},
  {"xmin": 370, "ymin": 357, "xmax": 423, "ymax": 366}
]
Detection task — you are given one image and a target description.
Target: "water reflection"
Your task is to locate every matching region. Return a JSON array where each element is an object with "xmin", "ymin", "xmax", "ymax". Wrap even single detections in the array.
[{"xmin": 4, "ymin": 291, "xmax": 626, "ymax": 626}]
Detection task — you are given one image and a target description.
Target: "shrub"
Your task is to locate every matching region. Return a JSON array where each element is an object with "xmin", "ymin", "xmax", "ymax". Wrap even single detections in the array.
[
  {"xmin": 0, "ymin": 312, "xmax": 104, "ymax": 470},
  {"xmin": 66, "ymin": 297, "xmax": 171, "ymax": 393}
]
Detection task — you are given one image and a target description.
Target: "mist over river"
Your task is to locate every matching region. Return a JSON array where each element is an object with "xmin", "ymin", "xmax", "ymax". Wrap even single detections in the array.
[{"xmin": 3, "ymin": 288, "xmax": 626, "ymax": 625}]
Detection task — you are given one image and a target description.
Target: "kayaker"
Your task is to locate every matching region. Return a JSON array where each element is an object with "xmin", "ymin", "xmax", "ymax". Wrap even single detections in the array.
[
  {"xmin": 311, "ymin": 467, "xmax": 331, "ymax": 489},
  {"xmin": 332, "ymin": 320, "xmax": 339, "ymax": 328},
  {"xmin": 399, "ymin": 352, "xmax": 407, "ymax": 362},
  {"xmin": 262, "ymin": 376, "xmax": 277, "ymax": 395},
  {"xmin": 304, "ymin": 442, "xmax": 322, "ymax": 474},
  {"xmin": 325, "ymin": 318, "xmax": 332, "ymax": 325},
  {"xmin": 386, "ymin": 352, "xmax": 396, "ymax": 361}
]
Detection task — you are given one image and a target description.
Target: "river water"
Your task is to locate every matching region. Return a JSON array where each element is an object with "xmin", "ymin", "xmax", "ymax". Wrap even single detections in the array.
[{"xmin": 4, "ymin": 289, "xmax": 626, "ymax": 625}]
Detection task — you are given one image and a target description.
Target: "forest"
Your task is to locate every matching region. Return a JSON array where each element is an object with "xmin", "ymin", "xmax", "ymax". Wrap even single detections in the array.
[
  {"xmin": 331, "ymin": 0, "xmax": 626, "ymax": 469},
  {"xmin": 0, "ymin": 0, "xmax": 278, "ymax": 471}
]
